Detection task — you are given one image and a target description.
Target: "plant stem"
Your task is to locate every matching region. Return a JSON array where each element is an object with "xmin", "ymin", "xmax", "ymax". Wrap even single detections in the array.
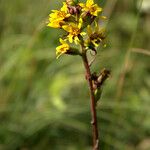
[{"xmin": 82, "ymin": 52, "xmax": 99, "ymax": 150}]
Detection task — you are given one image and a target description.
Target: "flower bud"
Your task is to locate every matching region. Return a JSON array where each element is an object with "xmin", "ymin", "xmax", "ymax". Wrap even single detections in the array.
[{"xmin": 66, "ymin": 0, "xmax": 79, "ymax": 6}]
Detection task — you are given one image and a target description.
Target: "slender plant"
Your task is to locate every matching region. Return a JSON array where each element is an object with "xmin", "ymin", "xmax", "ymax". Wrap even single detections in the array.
[{"xmin": 47, "ymin": 0, "xmax": 110, "ymax": 149}]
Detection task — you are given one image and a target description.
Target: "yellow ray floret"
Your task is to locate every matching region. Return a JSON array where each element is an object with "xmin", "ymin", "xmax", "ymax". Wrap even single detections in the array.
[
  {"xmin": 56, "ymin": 38, "xmax": 70, "ymax": 58},
  {"xmin": 60, "ymin": 2, "xmax": 68, "ymax": 12},
  {"xmin": 79, "ymin": 0, "xmax": 102, "ymax": 16}
]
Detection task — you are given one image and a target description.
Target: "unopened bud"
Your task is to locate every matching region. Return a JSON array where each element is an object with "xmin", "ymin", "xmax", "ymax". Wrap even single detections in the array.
[{"xmin": 66, "ymin": 0, "xmax": 79, "ymax": 6}]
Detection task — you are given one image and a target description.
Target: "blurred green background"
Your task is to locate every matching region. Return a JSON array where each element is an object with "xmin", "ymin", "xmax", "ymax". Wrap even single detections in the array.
[{"xmin": 0, "ymin": 0, "xmax": 150, "ymax": 150}]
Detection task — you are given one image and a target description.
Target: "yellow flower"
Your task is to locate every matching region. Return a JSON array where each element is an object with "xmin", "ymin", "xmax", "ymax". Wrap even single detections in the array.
[
  {"xmin": 56, "ymin": 38, "xmax": 70, "ymax": 58},
  {"xmin": 86, "ymin": 22, "xmax": 106, "ymax": 48},
  {"xmin": 47, "ymin": 2, "xmax": 70, "ymax": 28},
  {"xmin": 62, "ymin": 18, "xmax": 86, "ymax": 44},
  {"xmin": 79, "ymin": 0, "xmax": 102, "ymax": 16}
]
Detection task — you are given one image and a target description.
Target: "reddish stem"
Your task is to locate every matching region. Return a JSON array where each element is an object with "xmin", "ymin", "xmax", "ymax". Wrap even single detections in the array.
[{"xmin": 82, "ymin": 53, "xmax": 99, "ymax": 150}]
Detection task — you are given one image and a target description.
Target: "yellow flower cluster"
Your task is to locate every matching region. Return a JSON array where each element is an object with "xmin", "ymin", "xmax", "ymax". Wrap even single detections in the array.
[
  {"xmin": 47, "ymin": 2, "xmax": 70, "ymax": 28},
  {"xmin": 47, "ymin": 0, "xmax": 106, "ymax": 58}
]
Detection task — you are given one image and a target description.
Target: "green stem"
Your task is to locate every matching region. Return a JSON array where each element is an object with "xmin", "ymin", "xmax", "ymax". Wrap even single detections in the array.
[{"xmin": 82, "ymin": 52, "xmax": 99, "ymax": 150}]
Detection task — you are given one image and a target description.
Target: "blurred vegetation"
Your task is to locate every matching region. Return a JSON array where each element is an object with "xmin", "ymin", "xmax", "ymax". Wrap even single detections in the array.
[{"xmin": 0, "ymin": 0, "xmax": 150, "ymax": 150}]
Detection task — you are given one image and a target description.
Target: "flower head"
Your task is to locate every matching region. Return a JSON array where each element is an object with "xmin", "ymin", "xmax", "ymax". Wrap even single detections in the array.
[
  {"xmin": 85, "ymin": 22, "xmax": 106, "ymax": 50},
  {"xmin": 79, "ymin": 0, "xmax": 102, "ymax": 16},
  {"xmin": 62, "ymin": 18, "xmax": 86, "ymax": 44},
  {"xmin": 47, "ymin": 2, "xmax": 70, "ymax": 28},
  {"xmin": 56, "ymin": 38, "xmax": 70, "ymax": 58}
]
